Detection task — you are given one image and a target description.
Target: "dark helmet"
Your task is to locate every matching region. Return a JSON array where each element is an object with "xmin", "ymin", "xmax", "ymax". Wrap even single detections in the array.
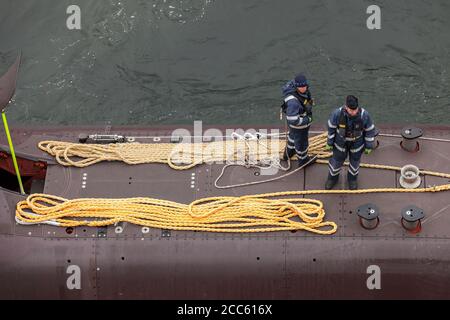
[
  {"xmin": 346, "ymin": 95, "xmax": 359, "ymax": 109},
  {"xmin": 294, "ymin": 74, "xmax": 308, "ymax": 87}
]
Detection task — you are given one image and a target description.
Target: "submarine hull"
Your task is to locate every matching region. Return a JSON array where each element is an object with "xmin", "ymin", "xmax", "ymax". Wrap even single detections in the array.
[{"xmin": 1, "ymin": 124, "xmax": 450, "ymax": 299}]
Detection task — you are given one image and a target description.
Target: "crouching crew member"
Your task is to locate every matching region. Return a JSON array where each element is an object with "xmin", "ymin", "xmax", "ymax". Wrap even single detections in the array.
[
  {"xmin": 281, "ymin": 73, "xmax": 315, "ymax": 166},
  {"xmin": 325, "ymin": 95, "xmax": 376, "ymax": 190}
]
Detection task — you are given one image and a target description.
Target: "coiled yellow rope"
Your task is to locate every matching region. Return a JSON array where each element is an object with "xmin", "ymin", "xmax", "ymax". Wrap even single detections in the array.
[
  {"xmin": 38, "ymin": 132, "xmax": 332, "ymax": 170},
  {"xmin": 15, "ymin": 176, "xmax": 450, "ymax": 234},
  {"xmin": 16, "ymin": 193, "xmax": 337, "ymax": 234}
]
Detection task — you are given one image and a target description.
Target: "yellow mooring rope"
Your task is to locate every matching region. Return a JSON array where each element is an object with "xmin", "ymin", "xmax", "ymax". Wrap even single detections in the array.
[
  {"xmin": 20, "ymin": 132, "xmax": 450, "ymax": 234},
  {"xmin": 16, "ymin": 193, "xmax": 337, "ymax": 234},
  {"xmin": 15, "ymin": 176, "xmax": 450, "ymax": 234},
  {"xmin": 38, "ymin": 132, "xmax": 332, "ymax": 170}
]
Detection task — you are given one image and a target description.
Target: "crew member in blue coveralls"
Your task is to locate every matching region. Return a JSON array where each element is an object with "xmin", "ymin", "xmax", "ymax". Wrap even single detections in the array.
[
  {"xmin": 325, "ymin": 95, "xmax": 376, "ymax": 190},
  {"xmin": 281, "ymin": 73, "xmax": 315, "ymax": 167}
]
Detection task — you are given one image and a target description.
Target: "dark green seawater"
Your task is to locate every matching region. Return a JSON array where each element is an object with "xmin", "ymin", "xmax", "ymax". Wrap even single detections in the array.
[{"xmin": 0, "ymin": 0, "xmax": 449, "ymax": 126}]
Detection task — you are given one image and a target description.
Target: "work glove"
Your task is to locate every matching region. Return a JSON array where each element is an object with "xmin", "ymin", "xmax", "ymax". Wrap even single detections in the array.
[
  {"xmin": 325, "ymin": 144, "xmax": 333, "ymax": 151},
  {"xmin": 364, "ymin": 148, "xmax": 372, "ymax": 155}
]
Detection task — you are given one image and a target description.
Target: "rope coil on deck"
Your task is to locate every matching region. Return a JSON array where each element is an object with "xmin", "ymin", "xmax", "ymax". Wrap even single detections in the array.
[
  {"xmin": 15, "ymin": 193, "xmax": 337, "ymax": 234},
  {"xmin": 15, "ymin": 178, "xmax": 450, "ymax": 234},
  {"xmin": 38, "ymin": 132, "xmax": 332, "ymax": 170}
]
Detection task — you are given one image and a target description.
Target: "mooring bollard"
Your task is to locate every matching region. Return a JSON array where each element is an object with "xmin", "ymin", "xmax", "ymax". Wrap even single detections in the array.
[
  {"xmin": 400, "ymin": 127, "xmax": 423, "ymax": 152},
  {"xmin": 357, "ymin": 203, "xmax": 380, "ymax": 230},
  {"xmin": 401, "ymin": 205, "xmax": 425, "ymax": 233}
]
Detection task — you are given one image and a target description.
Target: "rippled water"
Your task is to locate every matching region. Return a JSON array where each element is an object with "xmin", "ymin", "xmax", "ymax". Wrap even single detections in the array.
[{"xmin": 0, "ymin": 0, "xmax": 449, "ymax": 126}]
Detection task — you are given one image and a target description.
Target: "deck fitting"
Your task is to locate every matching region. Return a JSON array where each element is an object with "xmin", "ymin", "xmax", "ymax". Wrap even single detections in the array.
[
  {"xmin": 114, "ymin": 222, "xmax": 124, "ymax": 234},
  {"xmin": 357, "ymin": 203, "xmax": 380, "ymax": 230},
  {"xmin": 97, "ymin": 227, "xmax": 107, "ymax": 238},
  {"xmin": 400, "ymin": 127, "xmax": 423, "ymax": 152},
  {"xmin": 161, "ymin": 229, "xmax": 171, "ymax": 238},
  {"xmin": 399, "ymin": 164, "xmax": 421, "ymax": 189},
  {"xmin": 401, "ymin": 205, "xmax": 424, "ymax": 233},
  {"xmin": 78, "ymin": 134, "xmax": 127, "ymax": 144},
  {"xmin": 78, "ymin": 133, "xmax": 88, "ymax": 143}
]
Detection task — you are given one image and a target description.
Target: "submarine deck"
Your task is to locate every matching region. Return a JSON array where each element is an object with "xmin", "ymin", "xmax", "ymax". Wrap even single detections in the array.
[{"xmin": 1, "ymin": 124, "xmax": 450, "ymax": 299}]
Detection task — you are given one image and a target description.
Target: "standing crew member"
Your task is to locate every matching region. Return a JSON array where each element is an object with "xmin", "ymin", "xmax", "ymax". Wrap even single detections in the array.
[
  {"xmin": 325, "ymin": 95, "xmax": 375, "ymax": 190},
  {"xmin": 281, "ymin": 73, "xmax": 315, "ymax": 166}
]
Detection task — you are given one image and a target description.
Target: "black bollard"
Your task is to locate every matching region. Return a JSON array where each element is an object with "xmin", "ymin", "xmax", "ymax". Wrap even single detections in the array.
[
  {"xmin": 400, "ymin": 127, "xmax": 423, "ymax": 152},
  {"xmin": 357, "ymin": 203, "xmax": 380, "ymax": 230},
  {"xmin": 401, "ymin": 205, "xmax": 425, "ymax": 233}
]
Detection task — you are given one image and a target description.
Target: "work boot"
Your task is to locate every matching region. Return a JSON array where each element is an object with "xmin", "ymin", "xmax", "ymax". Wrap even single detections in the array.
[
  {"xmin": 348, "ymin": 179, "xmax": 358, "ymax": 190},
  {"xmin": 325, "ymin": 176, "xmax": 339, "ymax": 190},
  {"xmin": 282, "ymin": 147, "xmax": 295, "ymax": 161},
  {"xmin": 298, "ymin": 155, "xmax": 317, "ymax": 168}
]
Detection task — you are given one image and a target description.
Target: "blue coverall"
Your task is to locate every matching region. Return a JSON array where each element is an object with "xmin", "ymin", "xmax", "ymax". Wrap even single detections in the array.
[
  {"xmin": 326, "ymin": 107, "xmax": 376, "ymax": 181},
  {"xmin": 282, "ymin": 80, "xmax": 313, "ymax": 163}
]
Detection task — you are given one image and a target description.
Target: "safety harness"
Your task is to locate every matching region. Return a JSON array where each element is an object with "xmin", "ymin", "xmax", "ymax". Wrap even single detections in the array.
[
  {"xmin": 280, "ymin": 91, "xmax": 313, "ymax": 117},
  {"xmin": 338, "ymin": 108, "xmax": 363, "ymax": 141}
]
